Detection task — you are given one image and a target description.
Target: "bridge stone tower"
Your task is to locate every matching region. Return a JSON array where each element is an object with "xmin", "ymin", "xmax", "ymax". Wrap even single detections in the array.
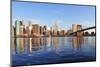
[{"xmin": 72, "ymin": 24, "xmax": 83, "ymax": 36}]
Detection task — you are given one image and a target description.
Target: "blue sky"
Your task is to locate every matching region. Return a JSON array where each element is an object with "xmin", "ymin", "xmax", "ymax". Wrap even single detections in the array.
[{"xmin": 12, "ymin": 1, "xmax": 96, "ymax": 30}]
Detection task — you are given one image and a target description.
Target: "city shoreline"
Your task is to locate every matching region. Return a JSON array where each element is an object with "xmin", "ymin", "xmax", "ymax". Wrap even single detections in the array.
[{"xmin": 12, "ymin": 35, "xmax": 96, "ymax": 38}]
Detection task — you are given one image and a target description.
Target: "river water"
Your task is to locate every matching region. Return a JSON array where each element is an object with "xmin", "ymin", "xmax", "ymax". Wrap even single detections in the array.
[{"xmin": 12, "ymin": 36, "xmax": 96, "ymax": 66}]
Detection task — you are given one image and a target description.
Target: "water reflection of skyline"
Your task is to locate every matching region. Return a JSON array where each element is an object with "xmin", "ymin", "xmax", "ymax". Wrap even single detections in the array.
[
  {"xmin": 72, "ymin": 37, "xmax": 84, "ymax": 50},
  {"xmin": 12, "ymin": 36, "xmax": 95, "ymax": 54}
]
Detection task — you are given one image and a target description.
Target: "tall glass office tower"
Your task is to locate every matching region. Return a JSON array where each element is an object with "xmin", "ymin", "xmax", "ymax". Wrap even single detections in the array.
[{"xmin": 15, "ymin": 20, "xmax": 23, "ymax": 36}]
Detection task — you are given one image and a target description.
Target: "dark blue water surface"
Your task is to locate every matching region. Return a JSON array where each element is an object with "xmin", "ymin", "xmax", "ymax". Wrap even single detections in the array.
[{"xmin": 12, "ymin": 36, "xmax": 96, "ymax": 66}]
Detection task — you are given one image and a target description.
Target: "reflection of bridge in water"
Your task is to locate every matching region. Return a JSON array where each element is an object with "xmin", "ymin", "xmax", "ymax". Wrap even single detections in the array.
[{"xmin": 69, "ymin": 26, "xmax": 96, "ymax": 36}]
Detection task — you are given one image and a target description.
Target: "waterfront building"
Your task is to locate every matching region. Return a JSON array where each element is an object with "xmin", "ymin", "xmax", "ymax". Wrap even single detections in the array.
[
  {"xmin": 40, "ymin": 26, "xmax": 44, "ymax": 35},
  {"xmin": 43, "ymin": 25, "xmax": 47, "ymax": 35},
  {"xmin": 67, "ymin": 29, "xmax": 72, "ymax": 35},
  {"xmin": 60, "ymin": 30, "xmax": 66, "ymax": 36},
  {"xmin": 28, "ymin": 21, "xmax": 32, "ymax": 36},
  {"xmin": 52, "ymin": 21, "xmax": 59, "ymax": 36},
  {"xmin": 32, "ymin": 24, "xmax": 40, "ymax": 36},
  {"xmin": 20, "ymin": 25, "xmax": 25, "ymax": 36},
  {"xmin": 53, "ymin": 30, "xmax": 58, "ymax": 36},
  {"xmin": 15, "ymin": 20, "xmax": 23, "ymax": 36},
  {"xmin": 45, "ymin": 30, "xmax": 51, "ymax": 36},
  {"xmin": 50, "ymin": 27, "xmax": 53, "ymax": 36}
]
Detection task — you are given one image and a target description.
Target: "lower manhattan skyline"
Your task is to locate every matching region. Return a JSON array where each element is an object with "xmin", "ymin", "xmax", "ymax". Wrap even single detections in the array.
[{"xmin": 12, "ymin": 1, "xmax": 95, "ymax": 30}]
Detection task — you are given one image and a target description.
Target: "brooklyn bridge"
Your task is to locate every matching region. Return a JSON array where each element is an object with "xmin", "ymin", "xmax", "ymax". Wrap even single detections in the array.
[{"xmin": 69, "ymin": 25, "xmax": 96, "ymax": 36}]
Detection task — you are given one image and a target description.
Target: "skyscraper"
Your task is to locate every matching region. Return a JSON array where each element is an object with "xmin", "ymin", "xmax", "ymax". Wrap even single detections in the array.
[
  {"xmin": 60, "ymin": 30, "xmax": 66, "ymax": 36},
  {"xmin": 52, "ymin": 21, "xmax": 59, "ymax": 36},
  {"xmin": 20, "ymin": 25, "xmax": 25, "ymax": 36},
  {"xmin": 15, "ymin": 20, "xmax": 23, "ymax": 36},
  {"xmin": 43, "ymin": 25, "xmax": 47, "ymax": 35},
  {"xmin": 40, "ymin": 26, "xmax": 44, "ymax": 35},
  {"xmin": 53, "ymin": 21, "xmax": 59, "ymax": 31},
  {"xmin": 32, "ymin": 24, "xmax": 40, "ymax": 36},
  {"xmin": 28, "ymin": 21, "xmax": 32, "ymax": 36}
]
